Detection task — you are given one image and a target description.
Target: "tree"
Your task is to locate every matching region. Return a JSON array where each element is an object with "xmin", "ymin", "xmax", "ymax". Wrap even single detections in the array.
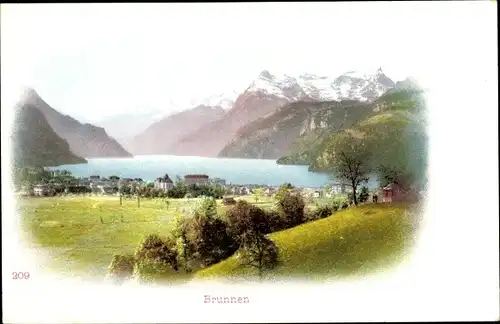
[
  {"xmin": 184, "ymin": 211, "xmax": 236, "ymax": 267},
  {"xmin": 325, "ymin": 131, "xmax": 372, "ymax": 206},
  {"xmin": 238, "ymin": 231, "xmax": 279, "ymax": 279},
  {"xmin": 276, "ymin": 190, "xmax": 306, "ymax": 228},
  {"xmin": 275, "ymin": 183, "xmax": 294, "ymax": 201},
  {"xmin": 226, "ymin": 200, "xmax": 272, "ymax": 243},
  {"xmin": 133, "ymin": 234, "xmax": 179, "ymax": 282},
  {"xmin": 194, "ymin": 196, "xmax": 217, "ymax": 218},
  {"xmin": 253, "ymin": 188, "xmax": 265, "ymax": 203},
  {"xmin": 171, "ymin": 213, "xmax": 192, "ymax": 272}
]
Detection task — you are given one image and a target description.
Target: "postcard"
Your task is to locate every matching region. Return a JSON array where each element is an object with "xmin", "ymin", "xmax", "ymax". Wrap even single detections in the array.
[{"xmin": 2, "ymin": 2, "xmax": 498, "ymax": 323}]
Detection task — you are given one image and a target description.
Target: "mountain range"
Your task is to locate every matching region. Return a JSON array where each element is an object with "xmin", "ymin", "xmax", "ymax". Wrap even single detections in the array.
[
  {"xmin": 11, "ymin": 89, "xmax": 132, "ymax": 168},
  {"xmin": 124, "ymin": 68, "xmax": 399, "ymax": 157},
  {"xmin": 10, "ymin": 67, "xmax": 419, "ymax": 169}
]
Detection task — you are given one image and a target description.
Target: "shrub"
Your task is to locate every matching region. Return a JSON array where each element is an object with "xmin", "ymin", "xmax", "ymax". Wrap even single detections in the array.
[
  {"xmin": 107, "ymin": 254, "xmax": 135, "ymax": 283},
  {"xmin": 307, "ymin": 204, "xmax": 337, "ymax": 221},
  {"xmin": 133, "ymin": 234, "xmax": 179, "ymax": 282},
  {"xmin": 333, "ymin": 196, "xmax": 349, "ymax": 210},
  {"xmin": 166, "ymin": 183, "xmax": 188, "ymax": 198},
  {"xmin": 133, "ymin": 258, "xmax": 174, "ymax": 283},
  {"xmin": 238, "ymin": 231, "xmax": 279, "ymax": 279},
  {"xmin": 358, "ymin": 186, "xmax": 370, "ymax": 203},
  {"xmin": 276, "ymin": 191, "xmax": 306, "ymax": 228}
]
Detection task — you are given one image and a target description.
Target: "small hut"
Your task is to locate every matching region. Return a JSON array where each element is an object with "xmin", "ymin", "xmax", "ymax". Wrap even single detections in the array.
[{"xmin": 382, "ymin": 183, "xmax": 418, "ymax": 203}]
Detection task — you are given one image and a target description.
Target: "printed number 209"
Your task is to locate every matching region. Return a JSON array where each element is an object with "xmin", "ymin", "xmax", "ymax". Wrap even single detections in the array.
[{"xmin": 12, "ymin": 272, "xmax": 30, "ymax": 279}]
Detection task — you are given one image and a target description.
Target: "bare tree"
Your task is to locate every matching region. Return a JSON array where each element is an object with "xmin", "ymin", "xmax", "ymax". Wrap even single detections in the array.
[{"xmin": 326, "ymin": 131, "xmax": 371, "ymax": 206}]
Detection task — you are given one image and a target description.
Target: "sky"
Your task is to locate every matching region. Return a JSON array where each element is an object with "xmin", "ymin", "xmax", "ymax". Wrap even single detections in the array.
[{"xmin": 0, "ymin": 2, "xmax": 496, "ymax": 122}]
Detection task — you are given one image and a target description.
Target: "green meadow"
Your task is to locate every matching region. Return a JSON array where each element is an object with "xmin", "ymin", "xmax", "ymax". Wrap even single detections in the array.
[
  {"xmin": 18, "ymin": 195, "xmax": 420, "ymax": 281},
  {"xmin": 18, "ymin": 195, "xmax": 276, "ymax": 277},
  {"xmin": 196, "ymin": 203, "xmax": 419, "ymax": 281}
]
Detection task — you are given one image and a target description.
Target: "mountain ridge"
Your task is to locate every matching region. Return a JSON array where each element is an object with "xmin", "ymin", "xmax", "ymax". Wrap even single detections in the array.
[
  {"xmin": 132, "ymin": 68, "xmax": 397, "ymax": 157},
  {"xmin": 21, "ymin": 88, "xmax": 132, "ymax": 158},
  {"xmin": 11, "ymin": 102, "xmax": 88, "ymax": 168}
]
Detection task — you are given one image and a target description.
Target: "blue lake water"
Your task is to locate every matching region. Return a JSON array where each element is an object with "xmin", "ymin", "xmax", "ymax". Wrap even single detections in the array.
[{"xmin": 53, "ymin": 155, "xmax": 378, "ymax": 188}]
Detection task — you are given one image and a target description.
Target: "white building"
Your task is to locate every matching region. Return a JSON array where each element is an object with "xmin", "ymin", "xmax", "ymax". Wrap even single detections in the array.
[
  {"xmin": 155, "ymin": 174, "xmax": 174, "ymax": 191},
  {"xmin": 331, "ymin": 183, "xmax": 347, "ymax": 195}
]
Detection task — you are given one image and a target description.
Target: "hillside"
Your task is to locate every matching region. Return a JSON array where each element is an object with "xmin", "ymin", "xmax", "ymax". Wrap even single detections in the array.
[
  {"xmin": 195, "ymin": 203, "xmax": 417, "ymax": 281},
  {"xmin": 167, "ymin": 91, "xmax": 292, "ymax": 157},
  {"xmin": 159, "ymin": 68, "xmax": 396, "ymax": 157},
  {"xmin": 22, "ymin": 88, "xmax": 132, "ymax": 158},
  {"xmin": 276, "ymin": 86, "xmax": 426, "ymax": 171},
  {"xmin": 218, "ymin": 99, "xmax": 374, "ymax": 159},
  {"xmin": 11, "ymin": 103, "xmax": 87, "ymax": 168},
  {"xmin": 122, "ymin": 105, "xmax": 226, "ymax": 156}
]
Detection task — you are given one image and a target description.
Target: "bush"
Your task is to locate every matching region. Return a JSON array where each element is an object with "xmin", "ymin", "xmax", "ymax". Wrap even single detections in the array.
[
  {"xmin": 307, "ymin": 204, "xmax": 337, "ymax": 221},
  {"xmin": 333, "ymin": 196, "xmax": 349, "ymax": 210},
  {"xmin": 133, "ymin": 258, "xmax": 175, "ymax": 283},
  {"xmin": 107, "ymin": 254, "xmax": 135, "ymax": 283},
  {"xmin": 238, "ymin": 231, "xmax": 279, "ymax": 279},
  {"xmin": 133, "ymin": 234, "xmax": 179, "ymax": 282},
  {"xmin": 184, "ymin": 184, "xmax": 226, "ymax": 199},
  {"xmin": 276, "ymin": 191, "xmax": 306, "ymax": 228},
  {"xmin": 358, "ymin": 186, "xmax": 370, "ymax": 203},
  {"xmin": 166, "ymin": 183, "xmax": 188, "ymax": 198}
]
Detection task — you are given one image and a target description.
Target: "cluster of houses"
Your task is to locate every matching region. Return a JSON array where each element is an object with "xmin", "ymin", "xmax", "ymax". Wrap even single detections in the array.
[
  {"xmin": 29, "ymin": 175, "xmax": 144, "ymax": 197},
  {"xmin": 26, "ymin": 169, "xmax": 420, "ymax": 204},
  {"xmin": 153, "ymin": 173, "xmax": 355, "ymax": 199}
]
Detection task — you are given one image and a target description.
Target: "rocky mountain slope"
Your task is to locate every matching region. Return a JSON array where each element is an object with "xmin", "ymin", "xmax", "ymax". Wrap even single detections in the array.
[
  {"xmin": 164, "ymin": 68, "xmax": 395, "ymax": 157},
  {"xmin": 218, "ymin": 99, "xmax": 373, "ymax": 159},
  {"xmin": 219, "ymin": 79, "xmax": 423, "ymax": 163},
  {"xmin": 279, "ymin": 85, "xmax": 427, "ymax": 172},
  {"xmin": 11, "ymin": 102, "xmax": 87, "ymax": 167},
  {"xmin": 22, "ymin": 88, "xmax": 132, "ymax": 158}
]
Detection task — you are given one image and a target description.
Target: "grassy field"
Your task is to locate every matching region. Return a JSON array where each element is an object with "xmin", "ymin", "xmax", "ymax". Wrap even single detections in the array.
[
  {"xmin": 195, "ymin": 203, "xmax": 420, "ymax": 282},
  {"xmin": 18, "ymin": 195, "xmax": 419, "ymax": 282},
  {"xmin": 18, "ymin": 194, "xmax": 282, "ymax": 278}
]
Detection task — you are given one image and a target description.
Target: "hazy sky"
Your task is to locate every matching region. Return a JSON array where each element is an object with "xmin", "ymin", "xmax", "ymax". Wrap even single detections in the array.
[{"xmin": 0, "ymin": 2, "xmax": 495, "ymax": 121}]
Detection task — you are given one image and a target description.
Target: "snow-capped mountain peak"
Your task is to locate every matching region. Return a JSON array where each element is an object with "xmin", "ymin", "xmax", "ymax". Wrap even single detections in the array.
[
  {"xmin": 246, "ymin": 70, "xmax": 308, "ymax": 101},
  {"xmin": 242, "ymin": 68, "xmax": 395, "ymax": 103}
]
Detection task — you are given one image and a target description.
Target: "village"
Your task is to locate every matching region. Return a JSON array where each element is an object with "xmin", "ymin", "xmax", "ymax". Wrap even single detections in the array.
[{"xmin": 23, "ymin": 169, "xmax": 413, "ymax": 204}]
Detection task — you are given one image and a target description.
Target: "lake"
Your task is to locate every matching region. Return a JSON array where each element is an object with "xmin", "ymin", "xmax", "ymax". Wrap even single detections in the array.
[{"xmin": 53, "ymin": 155, "xmax": 378, "ymax": 188}]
